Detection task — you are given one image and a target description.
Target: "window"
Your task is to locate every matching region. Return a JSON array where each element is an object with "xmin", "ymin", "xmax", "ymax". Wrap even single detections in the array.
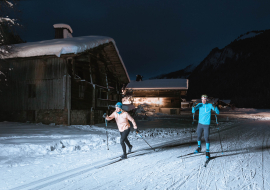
[
  {"xmin": 28, "ymin": 84, "xmax": 36, "ymax": 98},
  {"xmin": 79, "ymin": 85, "xmax": 85, "ymax": 99}
]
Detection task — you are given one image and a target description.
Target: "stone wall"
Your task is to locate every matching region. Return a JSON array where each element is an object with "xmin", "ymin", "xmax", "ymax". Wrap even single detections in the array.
[{"xmin": 71, "ymin": 110, "xmax": 91, "ymax": 125}]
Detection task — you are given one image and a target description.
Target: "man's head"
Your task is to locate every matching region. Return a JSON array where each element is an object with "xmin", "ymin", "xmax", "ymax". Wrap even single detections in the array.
[
  {"xmin": 201, "ymin": 94, "xmax": 208, "ymax": 104},
  {"xmin": 115, "ymin": 102, "xmax": 122, "ymax": 112}
]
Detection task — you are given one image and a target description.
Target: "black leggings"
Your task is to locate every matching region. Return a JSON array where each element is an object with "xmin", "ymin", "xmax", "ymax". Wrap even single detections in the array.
[
  {"xmin": 197, "ymin": 123, "xmax": 210, "ymax": 143},
  {"xmin": 120, "ymin": 128, "xmax": 131, "ymax": 155}
]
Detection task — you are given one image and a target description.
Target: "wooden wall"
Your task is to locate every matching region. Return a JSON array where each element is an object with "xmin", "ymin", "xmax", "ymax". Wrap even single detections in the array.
[
  {"xmin": 0, "ymin": 57, "xmax": 68, "ymax": 111},
  {"xmin": 69, "ymin": 49, "xmax": 123, "ymax": 112}
]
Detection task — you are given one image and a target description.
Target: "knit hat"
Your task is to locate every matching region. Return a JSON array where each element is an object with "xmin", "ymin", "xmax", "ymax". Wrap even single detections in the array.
[
  {"xmin": 115, "ymin": 102, "xmax": 123, "ymax": 109},
  {"xmin": 201, "ymin": 94, "xmax": 208, "ymax": 99}
]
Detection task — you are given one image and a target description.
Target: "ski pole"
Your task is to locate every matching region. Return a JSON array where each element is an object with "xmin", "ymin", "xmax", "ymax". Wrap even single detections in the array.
[
  {"xmin": 136, "ymin": 132, "xmax": 155, "ymax": 151},
  {"xmin": 215, "ymin": 115, "xmax": 223, "ymax": 154},
  {"xmin": 190, "ymin": 102, "xmax": 196, "ymax": 148},
  {"xmin": 103, "ymin": 113, "xmax": 109, "ymax": 150},
  {"xmin": 192, "ymin": 101, "xmax": 196, "ymax": 125},
  {"xmin": 189, "ymin": 113, "xmax": 195, "ymax": 148}
]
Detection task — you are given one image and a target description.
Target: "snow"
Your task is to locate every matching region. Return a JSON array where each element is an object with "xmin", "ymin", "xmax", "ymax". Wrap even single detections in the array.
[
  {"xmin": 0, "ymin": 36, "xmax": 115, "ymax": 58},
  {"xmin": 126, "ymin": 79, "xmax": 188, "ymax": 89},
  {"xmin": 0, "ymin": 35, "xmax": 130, "ymax": 81},
  {"xmin": 0, "ymin": 71, "xmax": 6, "ymax": 76},
  {"xmin": 0, "ymin": 108, "xmax": 270, "ymax": 189},
  {"xmin": 53, "ymin": 24, "xmax": 73, "ymax": 33},
  {"xmin": 237, "ymin": 32, "xmax": 263, "ymax": 41},
  {"xmin": 63, "ymin": 29, "xmax": 73, "ymax": 38},
  {"xmin": 0, "ymin": 17, "xmax": 15, "ymax": 24},
  {"xmin": 5, "ymin": 0, "xmax": 13, "ymax": 7}
]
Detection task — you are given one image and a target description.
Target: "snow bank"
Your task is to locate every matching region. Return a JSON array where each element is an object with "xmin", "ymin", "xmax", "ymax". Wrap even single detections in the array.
[
  {"xmin": 0, "ymin": 134, "xmax": 117, "ymax": 157},
  {"xmin": 0, "ymin": 124, "xmax": 200, "ymax": 158}
]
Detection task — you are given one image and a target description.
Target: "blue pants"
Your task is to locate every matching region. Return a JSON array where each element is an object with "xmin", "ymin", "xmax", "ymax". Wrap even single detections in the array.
[{"xmin": 197, "ymin": 123, "xmax": 210, "ymax": 143}]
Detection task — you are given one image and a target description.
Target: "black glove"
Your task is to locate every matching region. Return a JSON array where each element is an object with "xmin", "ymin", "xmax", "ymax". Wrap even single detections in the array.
[{"xmin": 136, "ymin": 129, "xmax": 139, "ymax": 133}]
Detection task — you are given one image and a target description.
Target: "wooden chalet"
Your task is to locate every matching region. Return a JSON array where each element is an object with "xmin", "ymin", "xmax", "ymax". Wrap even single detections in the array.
[
  {"xmin": 0, "ymin": 27, "xmax": 129, "ymax": 125},
  {"xmin": 123, "ymin": 79, "xmax": 188, "ymax": 115}
]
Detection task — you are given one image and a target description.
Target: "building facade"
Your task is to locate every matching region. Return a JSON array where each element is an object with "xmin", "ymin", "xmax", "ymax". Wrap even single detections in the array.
[
  {"xmin": 0, "ymin": 35, "xmax": 129, "ymax": 125},
  {"xmin": 123, "ymin": 79, "xmax": 188, "ymax": 115}
]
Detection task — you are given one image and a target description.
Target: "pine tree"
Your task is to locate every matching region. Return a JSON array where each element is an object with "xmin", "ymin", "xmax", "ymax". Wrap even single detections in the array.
[{"xmin": 0, "ymin": 0, "xmax": 24, "ymax": 57}]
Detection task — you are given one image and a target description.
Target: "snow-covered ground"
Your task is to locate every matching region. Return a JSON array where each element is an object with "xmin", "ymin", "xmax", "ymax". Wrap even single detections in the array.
[{"xmin": 0, "ymin": 108, "xmax": 270, "ymax": 190}]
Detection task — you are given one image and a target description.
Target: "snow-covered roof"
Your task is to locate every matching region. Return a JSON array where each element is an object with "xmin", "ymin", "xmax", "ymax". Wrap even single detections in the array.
[
  {"xmin": 1, "ymin": 35, "xmax": 130, "ymax": 82},
  {"xmin": 126, "ymin": 79, "xmax": 188, "ymax": 90},
  {"xmin": 2, "ymin": 36, "xmax": 115, "ymax": 58},
  {"xmin": 53, "ymin": 23, "xmax": 73, "ymax": 33}
]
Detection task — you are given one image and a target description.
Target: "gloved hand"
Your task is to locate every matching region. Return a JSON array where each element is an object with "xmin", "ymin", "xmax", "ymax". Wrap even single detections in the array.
[{"xmin": 136, "ymin": 129, "xmax": 139, "ymax": 133}]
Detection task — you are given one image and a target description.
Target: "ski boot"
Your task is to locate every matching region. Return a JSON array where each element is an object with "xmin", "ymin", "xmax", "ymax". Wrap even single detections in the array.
[
  {"xmin": 121, "ymin": 154, "xmax": 127, "ymax": 159},
  {"xmin": 194, "ymin": 146, "xmax": 201, "ymax": 154},
  {"xmin": 128, "ymin": 145, "xmax": 133, "ymax": 154},
  {"xmin": 206, "ymin": 151, "xmax": 210, "ymax": 160}
]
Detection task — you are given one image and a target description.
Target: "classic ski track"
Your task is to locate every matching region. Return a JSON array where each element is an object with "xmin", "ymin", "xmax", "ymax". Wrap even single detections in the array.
[{"xmin": 9, "ymin": 121, "xmax": 240, "ymax": 190}]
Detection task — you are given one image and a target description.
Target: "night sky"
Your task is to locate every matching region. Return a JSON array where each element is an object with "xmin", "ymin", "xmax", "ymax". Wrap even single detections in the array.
[{"xmin": 17, "ymin": 0, "xmax": 270, "ymax": 80}]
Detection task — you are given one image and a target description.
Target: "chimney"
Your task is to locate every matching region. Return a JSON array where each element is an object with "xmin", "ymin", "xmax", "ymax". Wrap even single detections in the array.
[
  {"xmin": 53, "ymin": 24, "xmax": 73, "ymax": 39},
  {"xmin": 136, "ymin": 75, "xmax": 143, "ymax": 81}
]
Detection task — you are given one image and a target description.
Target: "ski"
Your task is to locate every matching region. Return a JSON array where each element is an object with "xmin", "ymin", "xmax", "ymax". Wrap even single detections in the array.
[
  {"xmin": 204, "ymin": 158, "xmax": 211, "ymax": 167},
  {"xmin": 177, "ymin": 152, "xmax": 204, "ymax": 158},
  {"xmin": 109, "ymin": 148, "xmax": 152, "ymax": 160}
]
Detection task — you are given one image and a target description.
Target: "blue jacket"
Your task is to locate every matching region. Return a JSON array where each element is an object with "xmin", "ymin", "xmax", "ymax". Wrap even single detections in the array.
[{"xmin": 192, "ymin": 103, "xmax": 219, "ymax": 125}]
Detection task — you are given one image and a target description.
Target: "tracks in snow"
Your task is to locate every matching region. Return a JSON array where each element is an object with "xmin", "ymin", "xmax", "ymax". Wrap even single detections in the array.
[{"xmin": 10, "ymin": 121, "xmax": 270, "ymax": 190}]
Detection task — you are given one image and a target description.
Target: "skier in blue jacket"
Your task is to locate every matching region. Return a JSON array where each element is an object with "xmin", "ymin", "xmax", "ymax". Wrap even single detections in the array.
[{"xmin": 192, "ymin": 94, "xmax": 219, "ymax": 160}]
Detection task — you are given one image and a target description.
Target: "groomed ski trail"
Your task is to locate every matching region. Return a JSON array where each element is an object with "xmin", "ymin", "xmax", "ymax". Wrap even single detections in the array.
[{"xmin": 7, "ymin": 120, "xmax": 270, "ymax": 190}]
